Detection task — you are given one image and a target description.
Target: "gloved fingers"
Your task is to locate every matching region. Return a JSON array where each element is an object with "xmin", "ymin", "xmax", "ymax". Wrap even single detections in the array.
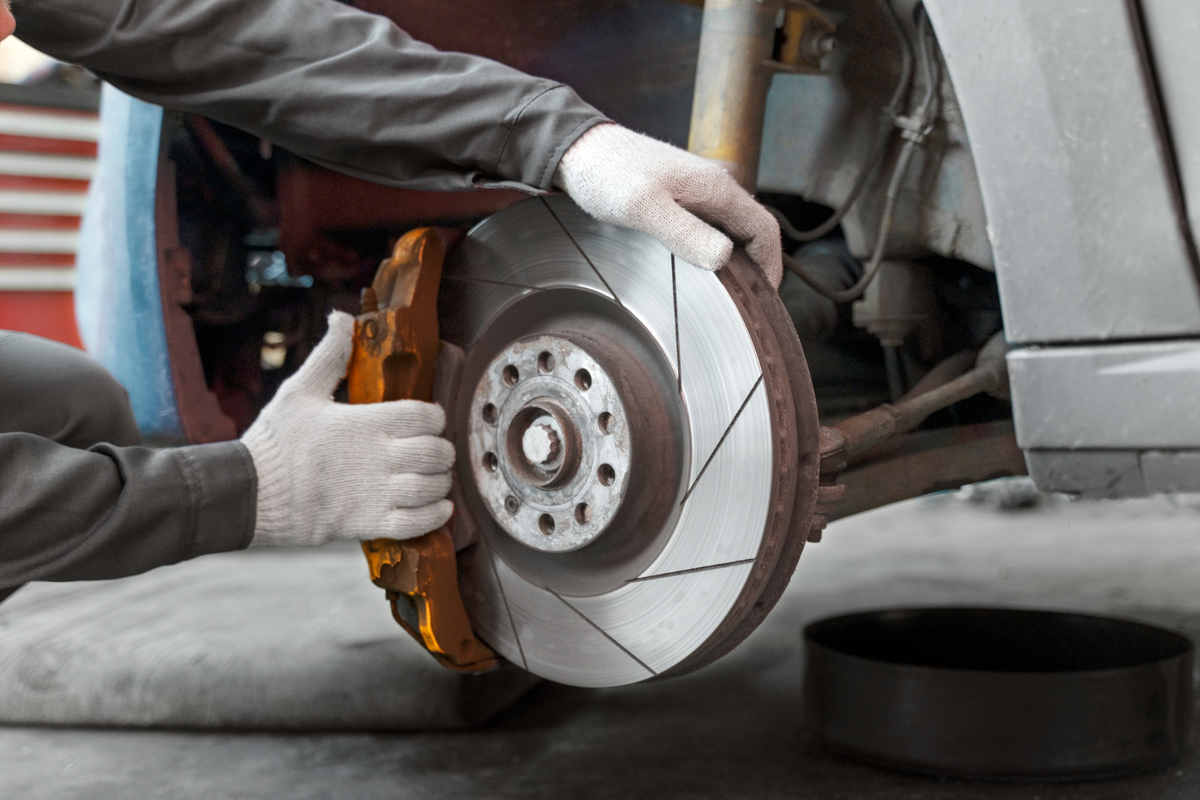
[
  {"xmin": 382, "ymin": 435, "xmax": 456, "ymax": 474},
  {"xmin": 675, "ymin": 173, "xmax": 784, "ymax": 288},
  {"xmin": 722, "ymin": 202, "xmax": 783, "ymax": 288},
  {"xmin": 388, "ymin": 472, "xmax": 453, "ymax": 508},
  {"xmin": 284, "ymin": 310, "xmax": 355, "ymax": 398},
  {"xmin": 384, "ymin": 499, "xmax": 455, "ymax": 540},
  {"xmin": 633, "ymin": 191, "xmax": 734, "ymax": 272},
  {"xmin": 340, "ymin": 400, "xmax": 446, "ymax": 439},
  {"xmin": 744, "ymin": 232, "xmax": 784, "ymax": 289}
]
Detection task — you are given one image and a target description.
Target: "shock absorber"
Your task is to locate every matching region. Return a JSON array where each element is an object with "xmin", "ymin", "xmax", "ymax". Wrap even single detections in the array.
[{"xmin": 688, "ymin": 0, "xmax": 836, "ymax": 190}]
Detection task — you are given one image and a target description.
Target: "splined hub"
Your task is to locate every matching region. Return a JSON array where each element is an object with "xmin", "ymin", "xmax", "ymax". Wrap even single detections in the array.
[{"xmin": 469, "ymin": 335, "xmax": 631, "ymax": 553}]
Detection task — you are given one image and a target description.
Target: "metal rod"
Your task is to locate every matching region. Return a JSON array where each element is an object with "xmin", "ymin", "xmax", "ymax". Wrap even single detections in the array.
[
  {"xmin": 832, "ymin": 334, "xmax": 1008, "ymax": 457},
  {"xmin": 688, "ymin": 0, "xmax": 779, "ymax": 190}
]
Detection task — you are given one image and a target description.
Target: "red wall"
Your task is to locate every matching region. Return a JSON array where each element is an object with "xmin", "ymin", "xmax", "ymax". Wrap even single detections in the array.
[{"xmin": 0, "ymin": 290, "xmax": 82, "ymax": 347}]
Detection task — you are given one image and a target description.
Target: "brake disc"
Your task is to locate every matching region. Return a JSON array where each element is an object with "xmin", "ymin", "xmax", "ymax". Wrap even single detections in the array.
[{"xmin": 437, "ymin": 195, "xmax": 820, "ymax": 687}]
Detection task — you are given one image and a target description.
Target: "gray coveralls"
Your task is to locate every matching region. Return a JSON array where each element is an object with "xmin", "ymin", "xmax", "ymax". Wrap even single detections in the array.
[
  {"xmin": 0, "ymin": 333, "xmax": 253, "ymax": 605},
  {"xmin": 1, "ymin": 0, "xmax": 606, "ymax": 600}
]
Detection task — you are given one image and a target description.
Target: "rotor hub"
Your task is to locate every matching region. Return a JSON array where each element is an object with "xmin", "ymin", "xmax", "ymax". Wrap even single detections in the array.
[
  {"xmin": 469, "ymin": 335, "xmax": 631, "ymax": 553},
  {"xmin": 521, "ymin": 423, "xmax": 561, "ymax": 469}
]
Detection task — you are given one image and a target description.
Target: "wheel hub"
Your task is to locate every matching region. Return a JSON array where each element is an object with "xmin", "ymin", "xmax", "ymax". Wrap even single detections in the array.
[{"xmin": 469, "ymin": 335, "xmax": 631, "ymax": 553}]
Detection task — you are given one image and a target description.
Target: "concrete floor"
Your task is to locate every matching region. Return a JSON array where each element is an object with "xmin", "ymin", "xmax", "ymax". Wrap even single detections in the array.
[{"xmin": 5, "ymin": 486, "xmax": 1200, "ymax": 799}]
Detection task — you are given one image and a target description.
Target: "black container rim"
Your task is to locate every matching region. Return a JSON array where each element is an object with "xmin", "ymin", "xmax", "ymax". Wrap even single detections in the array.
[{"xmin": 804, "ymin": 606, "xmax": 1193, "ymax": 675}]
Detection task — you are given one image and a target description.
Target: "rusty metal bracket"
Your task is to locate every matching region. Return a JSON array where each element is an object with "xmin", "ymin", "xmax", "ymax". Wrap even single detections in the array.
[
  {"xmin": 769, "ymin": 0, "xmax": 838, "ymax": 76},
  {"xmin": 348, "ymin": 228, "xmax": 498, "ymax": 673},
  {"xmin": 806, "ymin": 340, "xmax": 1020, "ymax": 540}
]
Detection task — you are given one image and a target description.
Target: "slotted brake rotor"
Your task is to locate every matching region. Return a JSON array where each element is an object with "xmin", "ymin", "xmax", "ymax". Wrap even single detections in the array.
[{"xmin": 436, "ymin": 195, "xmax": 820, "ymax": 687}]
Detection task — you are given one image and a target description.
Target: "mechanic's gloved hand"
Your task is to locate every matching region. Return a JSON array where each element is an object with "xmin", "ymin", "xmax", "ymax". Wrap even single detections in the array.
[
  {"xmin": 554, "ymin": 122, "xmax": 783, "ymax": 287},
  {"xmin": 242, "ymin": 310, "xmax": 454, "ymax": 547}
]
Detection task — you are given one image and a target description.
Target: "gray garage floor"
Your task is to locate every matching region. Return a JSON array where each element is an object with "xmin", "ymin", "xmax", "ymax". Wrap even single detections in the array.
[{"xmin": 5, "ymin": 485, "xmax": 1200, "ymax": 799}]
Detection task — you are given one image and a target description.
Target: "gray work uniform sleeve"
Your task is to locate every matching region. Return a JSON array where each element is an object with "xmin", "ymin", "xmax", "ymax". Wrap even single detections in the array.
[
  {"xmin": 0, "ymin": 332, "xmax": 257, "ymax": 603},
  {"xmin": 10, "ymin": 0, "xmax": 609, "ymax": 192},
  {"xmin": 0, "ymin": 436, "xmax": 256, "ymax": 601}
]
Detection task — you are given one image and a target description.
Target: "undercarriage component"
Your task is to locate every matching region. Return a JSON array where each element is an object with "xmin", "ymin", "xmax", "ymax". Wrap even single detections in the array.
[
  {"xmin": 831, "ymin": 421, "xmax": 1026, "ymax": 522},
  {"xmin": 348, "ymin": 228, "xmax": 497, "ymax": 673},
  {"xmin": 688, "ymin": 0, "xmax": 836, "ymax": 189},
  {"xmin": 437, "ymin": 195, "xmax": 821, "ymax": 687},
  {"xmin": 469, "ymin": 335, "xmax": 632, "ymax": 553},
  {"xmin": 808, "ymin": 334, "xmax": 1017, "ymax": 537},
  {"xmin": 829, "ymin": 331, "xmax": 1008, "ymax": 459}
]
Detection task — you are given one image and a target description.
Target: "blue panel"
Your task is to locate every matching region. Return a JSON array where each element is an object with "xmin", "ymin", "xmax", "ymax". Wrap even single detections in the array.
[{"xmin": 75, "ymin": 85, "xmax": 182, "ymax": 441}]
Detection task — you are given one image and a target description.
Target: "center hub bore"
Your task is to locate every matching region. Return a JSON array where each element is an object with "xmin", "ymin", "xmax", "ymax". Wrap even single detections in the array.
[
  {"xmin": 468, "ymin": 334, "xmax": 631, "ymax": 552},
  {"xmin": 521, "ymin": 423, "xmax": 560, "ymax": 467}
]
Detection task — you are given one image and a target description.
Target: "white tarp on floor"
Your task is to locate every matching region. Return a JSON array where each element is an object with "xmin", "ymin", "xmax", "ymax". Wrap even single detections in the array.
[{"xmin": 0, "ymin": 542, "xmax": 539, "ymax": 730}]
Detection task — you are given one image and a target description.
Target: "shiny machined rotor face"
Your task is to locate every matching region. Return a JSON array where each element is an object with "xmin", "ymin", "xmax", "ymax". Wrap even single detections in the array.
[{"xmin": 438, "ymin": 196, "xmax": 819, "ymax": 688}]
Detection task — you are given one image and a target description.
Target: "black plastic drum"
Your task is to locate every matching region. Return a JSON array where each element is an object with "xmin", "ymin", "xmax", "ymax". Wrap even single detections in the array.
[{"xmin": 804, "ymin": 608, "xmax": 1193, "ymax": 780}]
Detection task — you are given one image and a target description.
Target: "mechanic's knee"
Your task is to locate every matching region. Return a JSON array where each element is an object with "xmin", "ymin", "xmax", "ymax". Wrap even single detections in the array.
[
  {"xmin": 66, "ymin": 362, "xmax": 141, "ymax": 447},
  {"xmin": 0, "ymin": 332, "xmax": 141, "ymax": 448}
]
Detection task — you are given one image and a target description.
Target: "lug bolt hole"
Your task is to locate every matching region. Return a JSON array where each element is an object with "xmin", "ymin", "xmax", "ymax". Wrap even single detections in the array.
[
  {"xmin": 597, "ymin": 412, "xmax": 614, "ymax": 435},
  {"xmin": 505, "ymin": 495, "xmax": 519, "ymax": 514},
  {"xmin": 597, "ymin": 463, "xmax": 616, "ymax": 487},
  {"xmin": 538, "ymin": 514, "xmax": 556, "ymax": 535},
  {"xmin": 574, "ymin": 503, "xmax": 591, "ymax": 524},
  {"xmin": 502, "ymin": 364, "xmax": 519, "ymax": 387},
  {"xmin": 483, "ymin": 452, "xmax": 498, "ymax": 472},
  {"xmin": 482, "ymin": 403, "xmax": 498, "ymax": 424},
  {"xmin": 537, "ymin": 351, "xmax": 555, "ymax": 373},
  {"xmin": 574, "ymin": 368, "xmax": 592, "ymax": 391}
]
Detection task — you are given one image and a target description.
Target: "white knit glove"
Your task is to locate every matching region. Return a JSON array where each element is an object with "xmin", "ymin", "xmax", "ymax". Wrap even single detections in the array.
[
  {"xmin": 554, "ymin": 122, "xmax": 783, "ymax": 287},
  {"xmin": 242, "ymin": 310, "xmax": 454, "ymax": 547}
]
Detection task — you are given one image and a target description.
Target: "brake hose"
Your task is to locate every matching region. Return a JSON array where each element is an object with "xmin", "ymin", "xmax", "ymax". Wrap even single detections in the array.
[
  {"xmin": 780, "ymin": 6, "xmax": 941, "ymax": 304},
  {"xmin": 767, "ymin": 0, "xmax": 914, "ymax": 244}
]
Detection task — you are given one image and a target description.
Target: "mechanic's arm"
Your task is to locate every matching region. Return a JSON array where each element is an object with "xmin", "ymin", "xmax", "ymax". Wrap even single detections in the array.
[
  {"xmin": 0, "ymin": 313, "xmax": 451, "ymax": 601},
  {"xmin": 12, "ymin": 0, "xmax": 597, "ymax": 193},
  {"xmin": 10, "ymin": 0, "xmax": 780, "ymax": 282},
  {"xmin": 0, "ymin": 436, "xmax": 254, "ymax": 603}
]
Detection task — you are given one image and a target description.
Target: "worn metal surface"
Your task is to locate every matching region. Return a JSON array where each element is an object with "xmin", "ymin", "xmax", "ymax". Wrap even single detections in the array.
[
  {"xmin": 805, "ymin": 339, "xmax": 1016, "ymax": 531},
  {"xmin": 831, "ymin": 421, "xmax": 1027, "ymax": 521},
  {"xmin": 348, "ymin": 228, "xmax": 497, "ymax": 673},
  {"xmin": 805, "ymin": 608, "xmax": 1193, "ymax": 780},
  {"xmin": 827, "ymin": 332, "xmax": 1008, "ymax": 459},
  {"xmin": 468, "ymin": 335, "xmax": 631, "ymax": 553},
  {"xmin": 923, "ymin": 0, "xmax": 1200, "ymax": 343},
  {"xmin": 439, "ymin": 195, "xmax": 818, "ymax": 687},
  {"xmin": 776, "ymin": 3, "xmax": 837, "ymax": 76},
  {"xmin": 687, "ymin": 0, "xmax": 779, "ymax": 188}
]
